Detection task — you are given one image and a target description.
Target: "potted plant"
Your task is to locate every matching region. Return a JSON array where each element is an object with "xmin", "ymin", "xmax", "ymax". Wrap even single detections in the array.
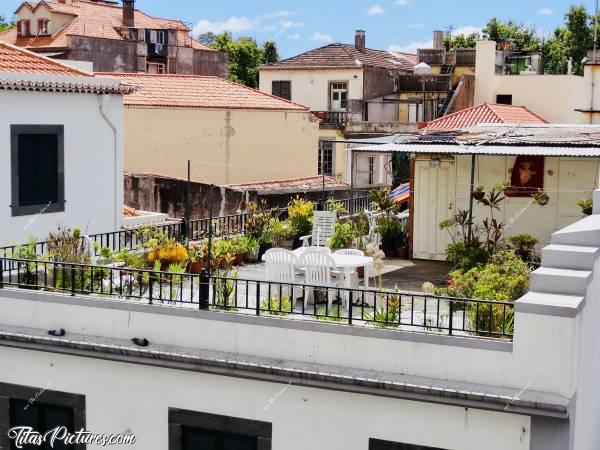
[
  {"xmin": 329, "ymin": 222, "xmax": 356, "ymax": 250},
  {"xmin": 287, "ymin": 197, "xmax": 313, "ymax": 248},
  {"xmin": 245, "ymin": 201, "xmax": 274, "ymax": 258},
  {"xmin": 146, "ymin": 238, "xmax": 189, "ymax": 271},
  {"xmin": 471, "ymin": 185, "xmax": 485, "ymax": 201},
  {"xmin": 267, "ymin": 218, "xmax": 296, "ymax": 249},
  {"xmin": 533, "ymin": 190, "xmax": 550, "ymax": 206},
  {"xmin": 376, "ymin": 214, "xmax": 407, "ymax": 258},
  {"xmin": 577, "ymin": 198, "xmax": 593, "ymax": 216},
  {"xmin": 187, "ymin": 243, "xmax": 207, "ymax": 274},
  {"xmin": 242, "ymin": 236, "xmax": 261, "ymax": 262},
  {"xmin": 508, "ymin": 234, "xmax": 538, "ymax": 262}
]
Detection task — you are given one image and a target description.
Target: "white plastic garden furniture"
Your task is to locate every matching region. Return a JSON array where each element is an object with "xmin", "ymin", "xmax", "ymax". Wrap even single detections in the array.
[
  {"xmin": 334, "ymin": 249, "xmax": 365, "ymax": 289},
  {"xmin": 299, "ymin": 249, "xmax": 343, "ymax": 310},
  {"xmin": 300, "ymin": 211, "xmax": 337, "ymax": 248},
  {"xmin": 264, "ymin": 248, "xmax": 301, "ymax": 302},
  {"xmin": 365, "ymin": 210, "xmax": 382, "ymax": 248}
]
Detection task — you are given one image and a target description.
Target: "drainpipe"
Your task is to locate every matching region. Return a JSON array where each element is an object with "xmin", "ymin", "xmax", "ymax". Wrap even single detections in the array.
[
  {"xmin": 97, "ymin": 95, "xmax": 120, "ymax": 230},
  {"xmin": 591, "ymin": 0, "xmax": 599, "ymax": 124}
]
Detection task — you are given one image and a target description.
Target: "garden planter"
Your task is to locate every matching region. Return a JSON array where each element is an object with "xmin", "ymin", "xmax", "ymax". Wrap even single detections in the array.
[
  {"xmin": 396, "ymin": 246, "xmax": 408, "ymax": 259},
  {"xmin": 258, "ymin": 243, "xmax": 272, "ymax": 259},
  {"xmin": 280, "ymin": 239, "xmax": 294, "ymax": 250},
  {"xmin": 471, "ymin": 191, "xmax": 485, "ymax": 201},
  {"xmin": 244, "ymin": 247, "xmax": 260, "ymax": 263},
  {"xmin": 383, "ymin": 248, "xmax": 398, "ymax": 258},
  {"xmin": 232, "ymin": 253, "xmax": 244, "ymax": 266},
  {"xmin": 584, "ymin": 205, "xmax": 593, "ymax": 216},
  {"xmin": 188, "ymin": 260, "xmax": 205, "ymax": 274}
]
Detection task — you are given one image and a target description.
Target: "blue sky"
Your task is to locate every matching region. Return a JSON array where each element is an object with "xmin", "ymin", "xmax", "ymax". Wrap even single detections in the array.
[{"xmin": 1, "ymin": 0, "xmax": 592, "ymax": 57}]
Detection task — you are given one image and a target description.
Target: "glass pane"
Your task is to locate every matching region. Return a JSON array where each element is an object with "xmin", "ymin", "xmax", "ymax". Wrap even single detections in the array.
[
  {"xmin": 17, "ymin": 134, "xmax": 59, "ymax": 207},
  {"xmin": 333, "ymin": 92, "xmax": 339, "ymax": 100}
]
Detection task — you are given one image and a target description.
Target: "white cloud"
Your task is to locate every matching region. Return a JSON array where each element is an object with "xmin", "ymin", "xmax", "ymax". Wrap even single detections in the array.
[
  {"xmin": 312, "ymin": 32, "xmax": 333, "ymax": 43},
  {"xmin": 394, "ymin": 0, "xmax": 411, "ymax": 5},
  {"xmin": 193, "ymin": 16, "xmax": 259, "ymax": 35},
  {"xmin": 365, "ymin": 5, "xmax": 385, "ymax": 16},
  {"xmin": 288, "ymin": 33, "xmax": 301, "ymax": 40},
  {"xmin": 388, "ymin": 25, "xmax": 483, "ymax": 54},
  {"xmin": 537, "ymin": 7, "xmax": 553, "ymax": 16}
]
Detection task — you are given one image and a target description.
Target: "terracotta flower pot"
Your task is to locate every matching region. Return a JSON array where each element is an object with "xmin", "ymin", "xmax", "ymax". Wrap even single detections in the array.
[{"xmin": 189, "ymin": 260, "xmax": 205, "ymax": 274}]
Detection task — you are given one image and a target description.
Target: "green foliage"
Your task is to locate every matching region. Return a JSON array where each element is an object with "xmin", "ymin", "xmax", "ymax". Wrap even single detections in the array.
[
  {"xmin": 376, "ymin": 215, "xmax": 406, "ymax": 250},
  {"xmin": 245, "ymin": 201, "xmax": 273, "ymax": 241},
  {"xmin": 445, "ymin": 242, "xmax": 488, "ymax": 271},
  {"xmin": 261, "ymin": 296, "xmax": 292, "ymax": 315},
  {"xmin": 508, "ymin": 234, "xmax": 538, "ymax": 250},
  {"xmin": 369, "ymin": 189, "xmax": 397, "ymax": 213},
  {"xmin": 0, "ymin": 16, "xmax": 15, "ymax": 34},
  {"xmin": 47, "ymin": 226, "xmax": 89, "ymax": 264},
  {"xmin": 208, "ymin": 32, "xmax": 280, "ymax": 87},
  {"xmin": 443, "ymin": 32, "xmax": 479, "ymax": 50},
  {"xmin": 446, "ymin": 250, "xmax": 530, "ymax": 302},
  {"xmin": 287, "ymin": 197, "xmax": 313, "ymax": 237},
  {"xmin": 12, "ymin": 236, "xmax": 41, "ymax": 287},
  {"xmin": 577, "ymin": 198, "xmax": 593, "ymax": 216},
  {"xmin": 329, "ymin": 222, "xmax": 356, "ymax": 250},
  {"xmin": 314, "ymin": 304, "xmax": 346, "ymax": 322},
  {"xmin": 326, "ymin": 198, "xmax": 348, "ymax": 216},
  {"xmin": 266, "ymin": 218, "xmax": 296, "ymax": 246},
  {"xmin": 482, "ymin": 18, "xmax": 541, "ymax": 51},
  {"xmin": 365, "ymin": 294, "xmax": 400, "ymax": 328}
]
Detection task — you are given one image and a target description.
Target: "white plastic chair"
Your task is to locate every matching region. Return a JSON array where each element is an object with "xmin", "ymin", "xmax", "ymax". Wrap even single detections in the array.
[
  {"xmin": 365, "ymin": 211, "xmax": 382, "ymax": 247},
  {"xmin": 300, "ymin": 211, "xmax": 337, "ymax": 248},
  {"xmin": 264, "ymin": 248, "xmax": 300, "ymax": 304},
  {"xmin": 300, "ymin": 249, "xmax": 342, "ymax": 311}
]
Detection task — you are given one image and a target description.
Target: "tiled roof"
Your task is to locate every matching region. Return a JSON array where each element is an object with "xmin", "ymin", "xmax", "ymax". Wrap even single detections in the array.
[
  {"xmin": 226, "ymin": 176, "xmax": 349, "ymax": 194},
  {"xmin": 0, "ymin": 41, "xmax": 89, "ymax": 75},
  {"xmin": 261, "ymin": 43, "xmax": 416, "ymax": 71},
  {"xmin": 1, "ymin": 0, "xmax": 212, "ymax": 51},
  {"xmin": 423, "ymin": 103, "xmax": 547, "ymax": 133},
  {"xmin": 97, "ymin": 73, "xmax": 310, "ymax": 111}
]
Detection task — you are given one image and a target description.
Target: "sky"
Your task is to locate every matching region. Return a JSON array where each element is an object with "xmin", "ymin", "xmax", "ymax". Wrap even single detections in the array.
[{"xmin": 1, "ymin": 0, "xmax": 593, "ymax": 58}]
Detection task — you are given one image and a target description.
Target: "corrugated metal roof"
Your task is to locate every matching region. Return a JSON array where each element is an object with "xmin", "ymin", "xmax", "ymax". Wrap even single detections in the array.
[{"xmin": 352, "ymin": 143, "xmax": 600, "ymax": 157}]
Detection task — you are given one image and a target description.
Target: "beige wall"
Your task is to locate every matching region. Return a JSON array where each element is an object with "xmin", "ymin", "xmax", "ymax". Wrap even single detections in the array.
[
  {"xmin": 413, "ymin": 154, "xmax": 600, "ymax": 260},
  {"xmin": 474, "ymin": 40, "xmax": 587, "ymax": 123},
  {"xmin": 124, "ymin": 107, "xmax": 320, "ymax": 185},
  {"xmin": 259, "ymin": 69, "xmax": 364, "ymax": 111},
  {"xmin": 17, "ymin": 4, "xmax": 73, "ymax": 36},
  {"xmin": 318, "ymin": 128, "xmax": 346, "ymax": 179}
]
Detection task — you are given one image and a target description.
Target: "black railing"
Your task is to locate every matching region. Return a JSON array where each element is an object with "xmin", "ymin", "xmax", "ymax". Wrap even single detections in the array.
[
  {"xmin": 397, "ymin": 75, "xmax": 451, "ymax": 93},
  {"xmin": 0, "ymin": 197, "xmax": 371, "ymax": 259},
  {"xmin": 0, "ymin": 257, "xmax": 515, "ymax": 339}
]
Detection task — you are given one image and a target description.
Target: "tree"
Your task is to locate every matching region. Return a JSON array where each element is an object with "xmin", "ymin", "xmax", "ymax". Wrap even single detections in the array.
[
  {"xmin": 198, "ymin": 32, "xmax": 217, "ymax": 47},
  {"xmin": 208, "ymin": 32, "xmax": 280, "ymax": 88},
  {"xmin": 262, "ymin": 40, "xmax": 279, "ymax": 64},
  {"xmin": 482, "ymin": 18, "xmax": 541, "ymax": 52},
  {"xmin": 0, "ymin": 15, "xmax": 15, "ymax": 34},
  {"xmin": 443, "ymin": 32, "xmax": 479, "ymax": 50}
]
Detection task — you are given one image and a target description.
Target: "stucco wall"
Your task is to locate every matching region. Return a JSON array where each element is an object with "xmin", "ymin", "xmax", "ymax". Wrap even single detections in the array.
[
  {"xmin": 0, "ymin": 90, "xmax": 123, "ymax": 246},
  {"xmin": 0, "ymin": 346, "xmax": 531, "ymax": 450},
  {"xmin": 123, "ymin": 107, "xmax": 319, "ymax": 185},
  {"xmin": 259, "ymin": 69, "xmax": 364, "ymax": 111},
  {"xmin": 413, "ymin": 155, "xmax": 600, "ymax": 260}
]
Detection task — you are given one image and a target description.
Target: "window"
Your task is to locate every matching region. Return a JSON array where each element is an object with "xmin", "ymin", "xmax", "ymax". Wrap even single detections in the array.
[
  {"xmin": 329, "ymin": 82, "xmax": 348, "ymax": 111},
  {"xmin": 356, "ymin": 155, "xmax": 377, "ymax": 187},
  {"xmin": 0, "ymin": 382, "xmax": 85, "ymax": 450},
  {"xmin": 37, "ymin": 19, "xmax": 50, "ymax": 35},
  {"xmin": 369, "ymin": 438, "xmax": 447, "ymax": 450},
  {"xmin": 19, "ymin": 20, "xmax": 31, "ymax": 37},
  {"xmin": 496, "ymin": 94, "xmax": 513, "ymax": 105},
  {"xmin": 169, "ymin": 408, "xmax": 272, "ymax": 450},
  {"xmin": 11, "ymin": 125, "xmax": 64, "ymax": 217},
  {"xmin": 368, "ymin": 156, "xmax": 375, "ymax": 185},
  {"xmin": 157, "ymin": 31, "xmax": 165, "ymax": 44},
  {"xmin": 146, "ymin": 62, "xmax": 166, "ymax": 74},
  {"xmin": 318, "ymin": 139, "xmax": 335, "ymax": 176},
  {"xmin": 271, "ymin": 81, "xmax": 291, "ymax": 101}
]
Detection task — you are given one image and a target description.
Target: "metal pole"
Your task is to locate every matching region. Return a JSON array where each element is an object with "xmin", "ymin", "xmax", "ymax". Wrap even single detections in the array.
[
  {"xmin": 184, "ymin": 159, "xmax": 191, "ymax": 242},
  {"xmin": 321, "ymin": 142, "xmax": 326, "ymax": 210},
  {"xmin": 206, "ymin": 184, "xmax": 214, "ymax": 275},
  {"xmin": 467, "ymin": 154, "xmax": 476, "ymax": 246}
]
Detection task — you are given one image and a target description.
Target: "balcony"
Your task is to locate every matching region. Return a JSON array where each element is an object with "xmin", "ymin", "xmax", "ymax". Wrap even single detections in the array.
[
  {"xmin": 396, "ymin": 74, "xmax": 451, "ymax": 92},
  {"xmin": 312, "ymin": 110, "xmax": 349, "ymax": 126}
]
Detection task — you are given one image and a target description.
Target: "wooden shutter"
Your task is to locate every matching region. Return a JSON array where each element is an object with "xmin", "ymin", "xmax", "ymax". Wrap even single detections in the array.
[
  {"xmin": 279, "ymin": 81, "xmax": 291, "ymax": 100},
  {"xmin": 24, "ymin": 20, "xmax": 31, "ymax": 37},
  {"xmin": 16, "ymin": 20, "xmax": 22, "ymax": 37}
]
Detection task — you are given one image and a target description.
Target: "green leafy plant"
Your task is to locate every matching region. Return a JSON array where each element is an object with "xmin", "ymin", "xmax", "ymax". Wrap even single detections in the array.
[
  {"xmin": 533, "ymin": 190, "xmax": 550, "ymax": 206},
  {"xmin": 577, "ymin": 198, "xmax": 593, "ymax": 216},
  {"xmin": 245, "ymin": 201, "xmax": 273, "ymax": 242},
  {"xmin": 326, "ymin": 198, "xmax": 348, "ymax": 216},
  {"xmin": 376, "ymin": 215, "xmax": 407, "ymax": 255},
  {"xmin": 12, "ymin": 236, "xmax": 41, "ymax": 288},
  {"xmin": 267, "ymin": 218, "xmax": 296, "ymax": 247},
  {"xmin": 329, "ymin": 222, "xmax": 356, "ymax": 250},
  {"xmin": 365, "ymin": 293, "xmax": 400, "ymax": 328},
  {"xmin": 314, "ymin": 304, "xmax": 346, "ymax": 322},
  {"xmin": 508, "ymin": 234, "xmax": 538, "ymax": 250},
  {"xmin": 287, "ymin": 197, "xmax": 314, "ymax": 237},
  {"xmin": 369, "ymin": 189, "xmax": 397, "ymax": 213},
  {"xmin": 261, "ymin": 296, "xmax": 293, "ymax": 315}
]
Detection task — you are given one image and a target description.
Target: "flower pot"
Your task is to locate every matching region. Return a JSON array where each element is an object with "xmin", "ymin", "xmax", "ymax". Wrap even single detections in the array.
[
  {"xmin": 583, "ymin": 205, "xmax": 593, "ymax": 216},
  {"xmin": 471, "ymin": 191, "xmax": 485, "ymax": 201},
  {"xmin": 535, "ymin": 194, "xmax": 550, "ymax": 206},
  {"xmin": 245, "ymin": 247, "xmax": 260, "ymax": 263},
  {"xmin": 383, "ymin": 248, "xmax": 398, "ymax": 258},
  {"xmin": 396, "ymin": 246, "xmax": 408, "ymax": 259},
  {"xmin": 232, "ymin": 253, "xmax": 244, "ymax": 266},
  {"xmin": 188, "ymin": 260, "xmax": 205, "ymax": 274},
  {"xmin": 280, "ymin": 239, "xmax": 294, "ymax": 250}
]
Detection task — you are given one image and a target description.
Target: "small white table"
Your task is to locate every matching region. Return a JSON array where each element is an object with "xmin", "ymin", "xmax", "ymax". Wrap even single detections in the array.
[{"xmin": 292, "ymin": 247, "xmax": 374, "ymax": 289}]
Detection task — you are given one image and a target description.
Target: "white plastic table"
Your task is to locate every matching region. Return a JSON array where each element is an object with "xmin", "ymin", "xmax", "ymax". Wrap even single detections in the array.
[{"xmin": 292, "ymin": 247, "xmax": 374, "ymax": 289}]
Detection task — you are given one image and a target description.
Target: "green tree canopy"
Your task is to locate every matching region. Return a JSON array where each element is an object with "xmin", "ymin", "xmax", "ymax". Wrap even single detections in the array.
[
  {"xmin": 206, "ymin": 32, "xmax": 280, "ymax": 88},
  {"xmin": 0, "ymin": 15, "xmax": 15, "ymax": 34}
]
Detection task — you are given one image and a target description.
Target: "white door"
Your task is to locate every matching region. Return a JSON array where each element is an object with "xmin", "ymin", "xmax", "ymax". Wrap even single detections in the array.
[{"xmin": 413, "ymin": 160, "xmax": 456, "ymax": 260}]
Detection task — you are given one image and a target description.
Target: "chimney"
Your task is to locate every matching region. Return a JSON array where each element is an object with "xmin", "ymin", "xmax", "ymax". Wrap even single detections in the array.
[
  {"xmin": 433, "ymin": 30, "xmax": 444, "ymax": 50},
  {"xmin": 355, "ymin": 30, "xmax": 366, "ymax": 51},
  {"xmin": 122, "ymin": 0, "xmax": 135, "ymax": 28}
]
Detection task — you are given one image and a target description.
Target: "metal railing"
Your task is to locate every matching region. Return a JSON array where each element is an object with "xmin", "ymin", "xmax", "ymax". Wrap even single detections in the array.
[
  {"xmin": 0, "ymin": 257, "xmax": 514, "ymax": 339},
  {"xmin": 396, "ymin": 74, "xmax": 451, "ymax": 93},
  {"xmin": 0, "ymin": 197, "xmax": 371, "ymax": 260},
  {"xmin": 312, "ymin": 111, "xmax": 349, "ymax": 125},
  {"xmin": 417, "ymin": 49, "xmax": 445, "ymax": 65}
]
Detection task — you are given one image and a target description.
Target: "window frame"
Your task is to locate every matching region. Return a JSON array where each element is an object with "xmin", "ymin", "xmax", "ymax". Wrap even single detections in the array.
[
  {"xmin": 318, "ymin": 138, "xmax": 335, "ymax": 176},
  {"xmin": 0, "ymin": 382, "xmax": 86, "ymax": 450},
  {"xmin": 10, "ymin": 125, "xmax": 65, "ymax": 217},
  {"xmin": 271, "ymin": 80, "xmax": 291, "ymax": 101},
  {"xmin": 168, "ymin": 408, "xmax": 272, "ymax": 450}
]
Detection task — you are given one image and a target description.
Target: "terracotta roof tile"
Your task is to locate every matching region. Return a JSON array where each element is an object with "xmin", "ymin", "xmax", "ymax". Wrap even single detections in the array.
[
  {"xmin": 423, "ymin": 103, "xmax": 547, "ymax": 133},
  {"xmin": 0, "ymin": 41, "xmax": 89, "ymax": 75},
  {"xmin": 261, "ymin": 43, "xmax": 416, "ymax": 71},
  {"xmin": 96, "ymin": 73, "xmax": 310, "ymax": 111},
  {"xmin": 2, "ymin": 0, "xmax": 212, "ymax": 51},
  {"xmin": 226, "ymin": 176, "xmax": 349, "ymax": 194}
]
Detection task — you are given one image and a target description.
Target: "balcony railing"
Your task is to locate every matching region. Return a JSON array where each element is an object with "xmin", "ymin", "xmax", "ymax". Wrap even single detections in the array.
[
  {"xmin": 455, "ymin": 49, "xmax": 476, "ymax": 65},
  {"xmin": 396, "ymin": 74, "xmax": 451, "ymax": 93},
  {"xmin": 417, "ymin": 49, "xmax": 445, "ymax": 65},
  {"xmin": 312, "ymin": 111, "xmax": 349, "ymax": 125},
  {"xmin": 0, "ymin": 256, "xmax": 515, "ymax": 339}
]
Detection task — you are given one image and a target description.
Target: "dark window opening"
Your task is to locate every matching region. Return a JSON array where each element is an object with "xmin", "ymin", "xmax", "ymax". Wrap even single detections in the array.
[
  {"xmin": 318, "ymin": 140, "xmax": 334, "ymax": 176},
  {"xmin": 369, "ymin": 438, "xmax": 447, "ymax": 450},
  {"xmin": 10, "ymin": 399, "xmax": 75, "ymax": 450},
  {"xmin": 496, "ymin": 94, "xmax": 513, "ymax": 105},
  {"xmin": 271, "ymin": 81, "xmax": 291, "ymax": 100},
  {"xmin": 11, "ymin": 125, "xmax": 64, "ymax": 217},
  {"xmin": 169, "ymin": 408, "xmax": 271, "ymax": 450}
]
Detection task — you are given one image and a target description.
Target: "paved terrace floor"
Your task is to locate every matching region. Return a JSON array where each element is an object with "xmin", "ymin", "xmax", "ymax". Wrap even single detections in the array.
[{"xmin": 236, "ymin": 259, "xmax": 452, "ymax": 292}]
